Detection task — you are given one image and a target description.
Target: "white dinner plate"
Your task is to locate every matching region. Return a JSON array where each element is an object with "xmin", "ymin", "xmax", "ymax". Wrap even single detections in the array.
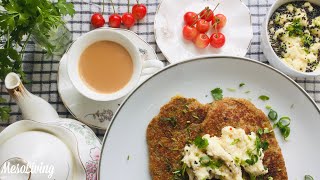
[
  {"xmin": 99, "ymin": 56, "xmax": 320, "ymax": 179},
  {"xmin": 154, "ymin": 0, "xmax": 253, "ymax": 63}
]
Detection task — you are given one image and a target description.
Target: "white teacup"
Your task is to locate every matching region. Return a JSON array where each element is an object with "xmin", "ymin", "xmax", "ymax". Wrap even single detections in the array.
[{"xmin": 67, "ymin": 28, "xmax": 161, "ymax": 101}]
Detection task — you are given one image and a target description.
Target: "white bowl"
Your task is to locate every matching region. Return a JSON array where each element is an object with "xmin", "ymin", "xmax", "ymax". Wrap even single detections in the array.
[{"xmin": 261, "ymin": 0, "xmax": 320, "ymax": 77}]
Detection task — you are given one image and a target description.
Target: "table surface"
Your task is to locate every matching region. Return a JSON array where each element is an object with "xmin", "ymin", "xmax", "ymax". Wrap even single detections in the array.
[{"xmin": 1, "ymin": 0, "xmax": 319, "ymax": 138}]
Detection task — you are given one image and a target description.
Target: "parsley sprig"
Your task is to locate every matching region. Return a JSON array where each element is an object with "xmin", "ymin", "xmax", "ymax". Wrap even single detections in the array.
[{"xmin": 0, "ymin": 0, "xmax": 75, "ymax": 121}]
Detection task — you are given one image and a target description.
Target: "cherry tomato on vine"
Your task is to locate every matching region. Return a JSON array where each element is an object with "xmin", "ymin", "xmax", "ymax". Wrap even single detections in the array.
[
  {"xmin": 182, "ymin": 25, "xmax": 198, "ymax": 41},
  {"xmin": 212, "ymin": 14, "xmax": 227, "ymax": 30},
  {"xmin": 210, "ymin": 32, "xmax": 225, "ymax": 48},
  {"xmin": 132, "ymin": 4, "xmax": 147, "ymax": 20},
  {"xmin": 109, "ymin": 14, "xmax": 122, "ymax": 28},
  {"xmin": 200, "ymin": 8, "xmax": 213, "ymax": 22},
  {"xmin": 184, "ymin": 12, "xmax": 198, "ymax": 26},
  {"xmin": 122, "ymin": 13, "xmax": 135, "ymax": 28},
  {"xmin": 194, "ymin": 33, "xmax": 210, "ymax": 48},
  {"xmin": 91, "ymin": 13, "xmax": 105, "ymax": 28},
  {"xmin": 196, "ymin": 19, "xmax": 210, "ymax": 33}
]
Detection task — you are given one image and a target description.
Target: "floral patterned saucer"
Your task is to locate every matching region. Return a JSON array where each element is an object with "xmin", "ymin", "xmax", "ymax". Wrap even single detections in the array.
[{"xmin": 58, "ymin": 28, "xmax": 163, "ymax": 130}]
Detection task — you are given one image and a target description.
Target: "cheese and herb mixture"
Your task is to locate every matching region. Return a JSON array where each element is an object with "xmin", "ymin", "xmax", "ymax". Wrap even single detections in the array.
[
  {"xmin": 268, "ymin": 2, "xmax": 320, "ymax": 72},
  {"xmin": 181, "ymin": 126, "xmax": 270, "ymax": 180}
]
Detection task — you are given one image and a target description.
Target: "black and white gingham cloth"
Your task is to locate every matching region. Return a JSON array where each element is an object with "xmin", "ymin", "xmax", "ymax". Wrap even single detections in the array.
[{"xmin": 0, "ymin": 0, "xmax": 319, "ymax": 138}]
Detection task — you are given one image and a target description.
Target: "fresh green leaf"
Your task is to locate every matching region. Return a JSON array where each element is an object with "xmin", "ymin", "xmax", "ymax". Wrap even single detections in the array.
[
  {"xmin": 259, "ymin": 95, "xmax": 270, "ymax": 101},
  {"xmin": 211, "ymin": 88, "xmax": 223, "ymax": 101},
  {"xmin": 56, "ymin": 0, "xmax": 75, "ymax": 16},
  {"xmin": 194, "ymin": 136, "xmax": 209, "ymax": 149}
]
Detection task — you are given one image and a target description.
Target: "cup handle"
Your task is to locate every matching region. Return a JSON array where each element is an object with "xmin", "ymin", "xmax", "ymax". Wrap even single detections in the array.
[{"xmin": 138, "ymin": 60, "xmax": 164, "ymax": 84}]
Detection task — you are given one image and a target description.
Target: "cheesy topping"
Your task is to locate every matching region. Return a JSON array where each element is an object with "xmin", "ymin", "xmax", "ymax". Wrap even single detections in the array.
[
  {"xmin": 181, "ymin": 126, "xmax": 268, "ymax": 180},
  {"xmin": 269, "ymin": 2, "xmax": 320, "ymax": 72}
]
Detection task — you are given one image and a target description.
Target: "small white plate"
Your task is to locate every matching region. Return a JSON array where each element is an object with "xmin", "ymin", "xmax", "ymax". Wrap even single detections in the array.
[
  {"xmin": 99, "ymin": 56, "xmax": 320, "ymax": 179},
  {"xmin": 154, "ymin": 0, "xmax": 253, "ymax": 63},
  {"xmin": 58, "ymin": 28, "xmax": 163, "ymax": 130}
]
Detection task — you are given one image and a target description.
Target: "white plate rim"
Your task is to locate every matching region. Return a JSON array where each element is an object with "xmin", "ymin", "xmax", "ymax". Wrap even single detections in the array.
[
  {"xmin": 98, "ymin": 55, "xmax": 320, "ymax": 179},
  {"xmin": 154, "ymin": 0, "xmax": 253, "ymax": 63}
]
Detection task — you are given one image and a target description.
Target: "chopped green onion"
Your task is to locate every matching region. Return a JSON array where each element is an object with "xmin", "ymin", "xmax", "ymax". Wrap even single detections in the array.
[
  {"xmin": 200, "ymin": 155, "xmax": 211, "ymax": 165},
  {"xmin": 266, "ymin": 105, "xmax": 272, "ymax": 110},
  {"xmin": 277, "ymin": 116, "xmax": 291, "ymax": 128},
  {"xmin": 305, "ymin": 175, "xmax": 314, "ymax": 180},
  {"xmin": 227, "ymin": 88, "xmax": 236, "ymax": 92},
  {"xmin": 267, "ymin": 177, "xmax": 273, "ymax": 180},
  {"xmin": 245, "ymin": 90, "xmax": 251, "ymax": 94},
  {"xmin": 231, "ymin": 138, "xmax": 240, "ymax": 145},
  {"xmin": 259, "ymin": 95, "xmax": 270, "ymax": 101},
  {"xmin": 239, "ymin": 83, "xmax": 245, "ymax": 87},
  {"xmin": 268, "ymin": 109, "xmax": 278, "ymax": 121}
]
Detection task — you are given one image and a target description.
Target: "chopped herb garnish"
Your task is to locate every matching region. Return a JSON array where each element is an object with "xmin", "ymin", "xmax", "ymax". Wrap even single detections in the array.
[
  {"xmin": 194, "ymin": 136, "xmax": 209, "ymax": 149},
  {"xmin": 287, "ymin": 18, "xmax": 304, "ymax": 37},
  {"xmin": 259, "ymin": 95, "xmax": 270, "ymax": 101},
  {"xmin": 264, "ymin": 128, "xmax": 272, "ymax": 134},
  {"xmin": 290, "ymin": 104, "xmax": 294, "ymax": 109},
  {"xmin": 268, "ymin": 109, "xmax": 278, "ymax": 121},
  {"xmin": 227, "ymin": 88, "xmax": 236, "ymax": 92},
  {"xmin": 245, "ymin": 154, "xmax": 258, "ymax": 165},
  {"xmin": 245, "ymin": 90, "xmax": 251, "ymax": 94},
  {"xmin": 231, "ymin": 138, "xmax": 240, "ymax": 145},
  {"xmin": 267, "ymin": 177, "xmax": 273, "ymax": 180},
  {"xmin": 266, "ymin": 105, "xmax": 272, "ymax": 110},
  {"xmin": 257, "ymin": 128, "xmax": 264, "ymax": 136},
  {"xmin": 161, "ymin": 117, "xmax": 177, "ymax": 127},
  {"xmin": 211, "ymin": 88, "xmax": 223, "ymax": 101},
  {"xmin": 305, "ymin": 175, "xmax": 314, "ymax": 180},
  {"xmin": 272, "ymin": 116, "xmax": 291, "ymax": 140},
  {"xmin": 239, "ymin": 83, "xmax": 245, "ymax": 87},
  {"xmin": 127, "ymin": 155, "xmax": 130, "ymax": 160},
  {"xmin": 200, "ymin": 156, "xmax": 223, "ymax": 169},
  {"xmin": 192, "ymin": 114, "xmax": 199, "ymax": 119},
  {"xmin": 302, "ymin": 34, "xmax": 313, "ymax": 48},
  {"xmin": 172, "ymin": 164, "xmax": 187, "ymax": 180}
]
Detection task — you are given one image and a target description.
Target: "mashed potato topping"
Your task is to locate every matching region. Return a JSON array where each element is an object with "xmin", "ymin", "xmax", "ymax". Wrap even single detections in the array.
[
  {"xmin": 269, "ymin": 2, "xmax": 320, "ymax": 72},
  {"xmin": 182, "ymin": 126, "xmax": 268, "ymax": 180}
]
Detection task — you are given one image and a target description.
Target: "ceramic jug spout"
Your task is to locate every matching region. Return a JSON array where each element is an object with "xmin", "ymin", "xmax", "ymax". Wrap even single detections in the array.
[{"xmin": 5, "ymin": 72, "xmax": 59, "ymax": 122}]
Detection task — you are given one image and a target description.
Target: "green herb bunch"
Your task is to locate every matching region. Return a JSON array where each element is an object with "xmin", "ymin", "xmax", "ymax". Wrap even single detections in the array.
[{"xmin": 0, "ymin": 0, "xmax": 75, "ymax": 121}]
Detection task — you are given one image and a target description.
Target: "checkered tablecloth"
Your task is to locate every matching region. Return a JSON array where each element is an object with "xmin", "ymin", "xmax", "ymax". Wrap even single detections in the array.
[{"xmin": 0, "ymin": 0, "xmax": 319, "ymax": 138}]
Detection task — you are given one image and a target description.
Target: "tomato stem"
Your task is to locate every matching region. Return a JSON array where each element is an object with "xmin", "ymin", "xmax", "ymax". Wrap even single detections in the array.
[
  {"xmin": 102, "ymin": 0, "xmax": 105, "ymax": 14},
  {"xmin": 212, "ymin": 3, "xmax": 220, "ymax": 12},
  {"xmin": 127, "ymin": 0, "xmax": 130, "ymax": 13},
  {"xmin": 110, "ymin": 0, "xmax": 116, "ymax": 13},
  {"xmin": 136, "ymin": 0, "xmax": 139, "ymax": 5}
]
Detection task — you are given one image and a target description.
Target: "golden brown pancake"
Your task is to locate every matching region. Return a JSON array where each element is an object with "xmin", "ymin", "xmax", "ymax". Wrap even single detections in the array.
[{"xmin": 146, "ymin": 96, "xmax": 288, "ymax": 180}]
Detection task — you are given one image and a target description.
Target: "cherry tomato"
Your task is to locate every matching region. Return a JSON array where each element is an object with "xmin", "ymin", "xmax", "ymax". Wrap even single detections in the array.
[
  {"xmin": 196, "ymin": 19, "xmax": 210, "ymax": 33},
  {"xmin": 184, "ymin": 12, "xmax": 198, "ymax": 26},
  {"xmin": 122, "ymin": 13, "xmax": 135, "ymax": 28},
  {"xmin": 194, "ymin": 33, "xmax": 210, "ymax": 48},
  {"xmin": 212, "ymin": 14, "xmax": 227, "ymax": 30},
  {"xmin": 200, "ymin": 8, "xmax": 213, "ymax": 22},
  {"xmin": 91, "ymin": 13, "xmax": 105, "ymax": 28},
  {"xmin": 182, "ymin": 25, "xmax": 198, "ymax": 41},
  {"xmin": 210, "ymin": 32, "xmax": 226, "ymax": 48},
  {"xmin": 132, "ymin": 4, "xmax": 147, "ymax": 20},
  {"xmin": 108, "ymin": 13, "xmax": 122, "ymax": 28}
]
